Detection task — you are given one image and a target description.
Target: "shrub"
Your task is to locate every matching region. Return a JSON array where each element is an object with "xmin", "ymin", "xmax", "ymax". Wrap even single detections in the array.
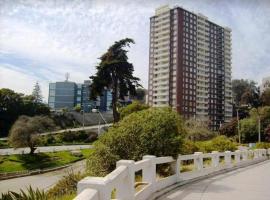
[
  {"xmin": 195, "ymin": 136, "xmax": 237, "ymax": 153},
  {"xmin": 180, "ymin": 140, "xmax": 199, "ymax": 155},
  {"xmin": 119, "ymin": 101, "xmax": 149, "ymax": 119},
  {"xmin": 87, "ymin": 107, "xmax": 185, "ymax": 176},
  {"xmin": 47, "ymin": 171, "xmax": 84, "ymax": 199},
  {"xmin": 1, "ymin": 186, "xmax": 46, "ymax": 200},
  {"xmin": 185, "ymin": 118, "xmax": 216, "ymax": 141},
  {"xmin": 255, "ymin": 142, "xmax": 270, "ymax": 149},
  {"xmin": 240, "ymin": 118, "xmax": 258, "ymax": 143}
]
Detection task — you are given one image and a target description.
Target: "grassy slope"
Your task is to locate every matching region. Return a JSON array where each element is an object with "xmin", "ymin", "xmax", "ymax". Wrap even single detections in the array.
[{"xmin": 0, "ymin": 149, "xmax": 92, "ymax": 173}]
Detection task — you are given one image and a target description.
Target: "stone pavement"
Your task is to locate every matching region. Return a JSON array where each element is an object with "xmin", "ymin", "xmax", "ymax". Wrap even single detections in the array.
[
  {"xmin": 157, "ymin": 160, "xmax": 270, "ymax": 200},
  {"xmin": 0, "ymin": 160, "xmax": 86, "ymax": 194},
  {"xmin": 0, "ymin": 144, "xmax": 92, "ymax": 155}
]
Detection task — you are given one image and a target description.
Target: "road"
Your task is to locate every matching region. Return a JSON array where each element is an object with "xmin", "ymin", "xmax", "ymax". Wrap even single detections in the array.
[
  {"xmin": 0, "ymin": 144, "xmax": 92, "ymax": 155},
  {"xmin": 0, "ymin": 160, "xmax": 86, "ymax": 194},
  {"xmin": 158, "ymin": 160, "xmax": 270, "ymax": 200},
  {"xmin": 0, "ymin": 123, "xmax": 112, "ymax": 141}
]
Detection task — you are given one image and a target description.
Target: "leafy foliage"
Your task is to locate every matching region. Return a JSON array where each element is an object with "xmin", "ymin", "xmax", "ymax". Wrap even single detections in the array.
[
  {"xmin": 87, "ymin": 108, "xmax": 185, "ymax": 176},
  {"xmin": 119, "ymin": 100, "xmax": 149, "ymax": 119},
  {"xmin": 90, "ymin": 38, "xmax": 141, "ymax": 122},
  {"xmin": 195, "ymin": 136, "xmax": 237, "ymax": 153},
  {"xmin": 0, "ymin": 88, "xmax": 50, "ymax": 137},
  {"xmin": 73, "ymin": 105, "xmax": 81, "ymax": 112},
  {"xmin": 32, "ymin": 82, "xmax": 43, "ymax": 103},
  {"xmin": 261, "ymin": 88, "xmax": 270, "ymax": 106},
  {"xmin": 219, "ymin": 118, "xmax": 238, "ymax": 138},
  {"xmin": 185, "ymin": 118, "xmax": 216, "ymax": 141},
  {"xmin": 232, "ymin": 79, "xmax": 260, "ymax": 107},
  {"xmin": 0, "ymin": 186, "xmax": 46, "ymax": 200},
  {"xmin": 239, "ymin": 118, "xmax": 258, "ymax": 143},
  {"xmin": 9, "ymin": 116, "xmax": 55, "ymax": 154},
  {"xmin": 131, "ymin": 88, "xmax": 147, "ymax": 102},
  {"xmin": 47, "ymin": 171, "xmax": 84, "ymax": 199},
  {"xmin": 240, "ymin": 106, "xmax": 270, "ymax": 143}
]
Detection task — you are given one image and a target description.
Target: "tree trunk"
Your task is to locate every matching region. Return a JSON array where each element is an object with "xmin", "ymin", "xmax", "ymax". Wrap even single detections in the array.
[
  {"xmin": 29, "ymin": 146, "xmax": 36, "ymax": 154},
  {"xmin": 112, "ymin": 73, "xmax": 120, "ymax": 123}
]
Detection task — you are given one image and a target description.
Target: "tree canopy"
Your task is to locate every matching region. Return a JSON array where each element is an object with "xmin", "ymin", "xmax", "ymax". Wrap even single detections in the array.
[
  {"xmin": 9, "ymin": 115, "xmax": 55, "ymax": 154},
  {"xmin": 0, "ymin": 88, "xmax": 50, "ymax": 137},
  {"xmin": 261, "ymin": 88, "xmax": 270, "ymax": 106},
  {"xmin": 32, "ymin": 82, "xmax": 43, "ymax": 103},
  {"xmin": 87, "ymin": 107, "xmax": 185, "ymax": 176},
  {"xmin": 90, "ymin": 38, "xmax": 141, "ymax": 122},
  {"xmin": 232, "ymin": 79, "xmax": 260, "ymax": 107}
]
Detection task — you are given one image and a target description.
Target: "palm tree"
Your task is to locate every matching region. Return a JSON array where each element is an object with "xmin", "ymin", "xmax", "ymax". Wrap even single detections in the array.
[{"xmin": 90, "ymin": 38, "xmax": 141, "ymax": 122}]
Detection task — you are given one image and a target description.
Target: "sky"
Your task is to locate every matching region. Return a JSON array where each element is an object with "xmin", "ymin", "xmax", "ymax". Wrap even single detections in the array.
[{"xmin": 0, "ymin": 0, "xmax": 270, "ymax": 102}]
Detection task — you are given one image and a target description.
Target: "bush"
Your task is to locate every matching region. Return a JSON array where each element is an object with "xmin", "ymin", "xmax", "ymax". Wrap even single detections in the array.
[
  {"xmin": 180, "ymin": 140, "xmax": 199, "ymax": 155},
  {"xmin": 240, "ymin": 118, "xmax": 258, "ymax": 143},
  {"xmin": 185, "ymin": 119, "xmax": 216, "ymax": 141},
  {"xmin": 1, "ymin": 186, "xmax": 46, "ymax": 200},
  {"xmin": 255, "ymin": 142, "xmax": 270, "ymax": 149},
  {"xmin": 87, "ymin": 107, "xmax": 185, "ymax": 176},
  {"xmin": 119, "ymin": 101, "xmax": 149, "ymax": 119},
  {"xmin": 47, "ymin": 171, "xmax": 84, "ymax": 199},
  {"xmin": 195, "ymin": 136, "xmax": 237, "ymax": 153}
]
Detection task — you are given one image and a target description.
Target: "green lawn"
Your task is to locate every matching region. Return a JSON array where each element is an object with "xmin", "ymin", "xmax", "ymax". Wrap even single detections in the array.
[{"xmin": 0, "ymin": 149, "xmax": 93, "ymax": 173}]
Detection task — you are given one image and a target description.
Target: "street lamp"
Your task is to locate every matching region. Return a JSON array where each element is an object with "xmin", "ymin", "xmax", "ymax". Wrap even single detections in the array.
[
  {"xmin": 80, "ymin": 109, "xmax": 85, "ymax": 129},
  {"xmin": 92, "ymin": 108, "xmax": 108, "ymax": 135},
  {"xmin": 236, "ymin": 109, "xmax": 240, "ymax": 144}
]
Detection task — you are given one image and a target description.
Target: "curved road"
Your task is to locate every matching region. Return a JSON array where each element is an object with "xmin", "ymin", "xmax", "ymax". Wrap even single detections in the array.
[
  {"xmin": 0, "ymin": 144, "xmax": 92, "ymax": 155},
  {"xmin": 0, "ymin": 160, "xmax": 86, "ymax": 194},
  {"xmin": 158, "ymin": 160, "xmax": 270, "ymax": 200}
]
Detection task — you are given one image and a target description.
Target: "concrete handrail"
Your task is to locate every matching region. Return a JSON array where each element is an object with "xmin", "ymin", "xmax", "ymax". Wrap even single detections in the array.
[{"xmin": 74, "ymin": 148, "xmax": 269, "ymax": 200}]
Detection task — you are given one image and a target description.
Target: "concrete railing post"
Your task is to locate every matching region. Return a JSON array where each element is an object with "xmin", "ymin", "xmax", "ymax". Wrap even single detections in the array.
[
  {"xmin": 224, "ymin": 151, "xmax": 232, "ymax": 167},
  {"xmin": 116, "ymin": 160, "xmax": 135, "ymax": 200},
  {"xmin": 77, "ymin": 178, "xmax": 110, "ymax": 200},
  {"xmin": 235, "ymin": 150, "xmax": 241, "ymax": 164},
  {"xmin": 267, "ymin": 148, "xmax": 270, "ymax": 157},
  {"xmin": 142, "ymin": 155, "xmax": 156, "ymax": 193},
  {"xmin": 194, "ymin": 152, "xmax": 203, "ymax": 171},
  {"xmin": 176, "ymin": 155, "xmax": 181, "ymax": 182},
  {"xmin": 211, "ymin": 151, "xmax": 219, "ymax": 168},
  {"xmin": 242, "ymin": 150, "xmax": 248, "ymax": 161},
  {"xmin": 254, "ymin": 149, "xmax": 259, "ymax": 159}
]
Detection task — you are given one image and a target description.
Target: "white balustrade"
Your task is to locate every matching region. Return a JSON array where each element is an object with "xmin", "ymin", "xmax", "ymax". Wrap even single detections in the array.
[{"xmin": 75, "ymin": 148, "xmax": 270, "ymax": 200}]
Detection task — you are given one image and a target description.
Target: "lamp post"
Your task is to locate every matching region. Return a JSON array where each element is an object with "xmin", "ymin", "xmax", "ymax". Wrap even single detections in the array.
[
  {"xmin": 237, "ymin": 109, "xmax": 240, "ymax": 144},
  {"xmin": 258, "ymin": 115, "xmax": 261, "ymax": 143},
  {"xmin": 80, "ymin": 110, "xmax": 85, "ymax": 129},
  {"xmin": 92, "ymin": 108, "xmax": 108, "ymax": 135}
]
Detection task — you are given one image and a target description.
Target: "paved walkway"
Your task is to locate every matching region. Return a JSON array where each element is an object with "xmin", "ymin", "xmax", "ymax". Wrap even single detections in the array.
[
  {"xmin": 0, "ymin": 144, "xmax": 92, "ymax": 155},
  {"xmin": 0, "ymin": 123, "xmax": 112, "ymax": 141},
  {"xmin": 0, "ymin": 160, "xmax": 86, "ymax": 194},
  {"xmin": 158, "ymin": 160, "xmax": 270, "ymax": 200}
]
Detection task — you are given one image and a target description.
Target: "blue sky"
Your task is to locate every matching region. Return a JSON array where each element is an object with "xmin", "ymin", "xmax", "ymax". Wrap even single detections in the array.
[{"xmin": 0, "ymin": 0, "xmax": 270, "ymax": 102}]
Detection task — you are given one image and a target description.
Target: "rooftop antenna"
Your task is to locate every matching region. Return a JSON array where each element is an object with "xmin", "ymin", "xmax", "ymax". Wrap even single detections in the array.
[{"xmin": 65, "ymin": 72, "xmax": 70, "ymax": 82}]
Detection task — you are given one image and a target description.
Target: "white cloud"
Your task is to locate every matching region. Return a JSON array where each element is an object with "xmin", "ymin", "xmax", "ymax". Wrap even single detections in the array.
[
  {"xmin": 0, "ymin": 0, "xmax": 270, "ymax": 96},
  {"xmin": 0, "ymin": 65, "xmax": 48, "ymax": 102}
]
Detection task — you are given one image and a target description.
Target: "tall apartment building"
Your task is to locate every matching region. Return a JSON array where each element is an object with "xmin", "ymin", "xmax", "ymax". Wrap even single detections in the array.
[{"xmin": 148, "ymin": 5, "xmax": 232, "ymax": 130}]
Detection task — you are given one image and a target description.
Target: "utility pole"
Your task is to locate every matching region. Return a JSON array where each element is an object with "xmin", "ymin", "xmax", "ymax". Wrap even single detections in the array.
[
  {"xmin": 237, "ymin": 109, "xmax": 240, "ymax": 144},
  {"xmin": 258, "ymin": 116, "xmax": 261, "ymax": 143}
]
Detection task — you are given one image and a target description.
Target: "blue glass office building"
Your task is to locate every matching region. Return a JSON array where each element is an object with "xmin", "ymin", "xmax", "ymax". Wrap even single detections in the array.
[{"xmin": 48, "ymin": 80, "xmax": 111, "ymax": 112}]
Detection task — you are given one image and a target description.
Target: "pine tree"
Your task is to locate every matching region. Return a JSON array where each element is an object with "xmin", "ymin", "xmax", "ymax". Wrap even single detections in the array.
[
  {"xmin": 32, "ymin": 82, "xmax": 43, "ymax": 103},
  {"xmin": 90, "ymin": 38, "xmax": 141, "ymax": 122}
]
